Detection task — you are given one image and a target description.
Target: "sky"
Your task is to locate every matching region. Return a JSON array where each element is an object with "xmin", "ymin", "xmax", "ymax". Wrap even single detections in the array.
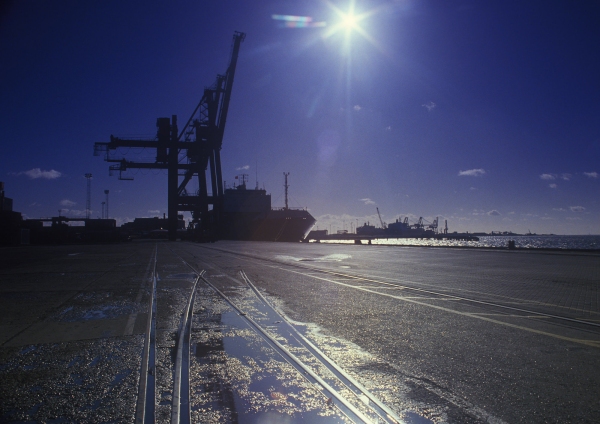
[{"xmin": 1, "ymin": 0, "xmax": 599, "ymax": 235}]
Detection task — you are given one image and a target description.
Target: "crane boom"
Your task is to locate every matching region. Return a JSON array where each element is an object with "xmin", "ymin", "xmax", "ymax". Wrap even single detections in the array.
[{"xmin": 376, "ymin": 207, "xmax": 387, "ymax": 229}]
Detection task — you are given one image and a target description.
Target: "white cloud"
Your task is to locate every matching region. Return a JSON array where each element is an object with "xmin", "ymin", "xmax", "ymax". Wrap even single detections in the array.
[
  {"xmin": 148, "ymin": 209, "xmax": 161, "ymax": 214},
  {"xmin": 360, "ymin": 198, "xmax": 375, "ymax": 205},
  {"xmin": 422, "ymin": 101, "xmax": 436, "ymax": 111},
  {"xmin": 236, "ymin": 165, "xmax": 250, "ymax": 171},
  {"xmin": 458, "ymin": 168, "xmax": 486, "ymax": 177},
  {"xmin": 566, "ymin": 217, "xmax": 581, "ymax": 221},
  {"xmin": 549, "ymin": 183, "xmax": 557, "ymax": 189},
  {"xmin": 20, "ymin": 168, "xmax": 62, "ymax": 179},
  {"xmin": 584, "ymin": 171, "xmax": 598, "ymax": 179},
  {"xmin": 469, "ymin": 187, "xmax": 477, "ymax": 190},
  {"xmin": 540, "ymin": 174, "xmax": 555, "ymax": 180},
  {"xmin": 60, "ymin": 199, "xmax": 76, "ymax": 207},
  {"xmin": 552, "ymin": 208, "xmax": 566, "ymax": 212},
  {"xmin": 570, "ymin": 206, "xmax": 585, "ymax": 212},
  {"xmin": 487, "ymin": 210, "xmax": 501, "ymax": 216},
  {"xmin": 62, "ymin": 209, "xmax": 86, "ymax": 217},
  {"xmin": 353, "ymin": 105, "xmax": 362, "ymax": 111},
  {"xmin": 561, "ymin": 173, "xmax": 572, "ymax": 181},
  {"xmin": 385, "ymin": 126, "xmax": 392, "ymax": 131}
]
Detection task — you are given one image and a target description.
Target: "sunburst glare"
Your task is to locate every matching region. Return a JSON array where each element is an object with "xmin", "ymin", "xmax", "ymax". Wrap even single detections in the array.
[{"xmin": 322, "ymin": 1, "xmax": 384, "ymax": 55}]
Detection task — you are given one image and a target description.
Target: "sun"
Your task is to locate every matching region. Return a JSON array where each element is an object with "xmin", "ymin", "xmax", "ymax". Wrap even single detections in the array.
[
  {"xmin": 341, "ymin": 11, "xmax": 358, "ymax": 30},
  {"xmin": 322, "ymin": 1, "xmax": 378, "ymax": 49}
]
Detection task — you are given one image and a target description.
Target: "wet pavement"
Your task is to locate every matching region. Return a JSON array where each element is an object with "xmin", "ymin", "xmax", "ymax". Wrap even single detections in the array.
[{"xmin": 1, "ymin": 240, "xmax": 599, "ymax": 423}]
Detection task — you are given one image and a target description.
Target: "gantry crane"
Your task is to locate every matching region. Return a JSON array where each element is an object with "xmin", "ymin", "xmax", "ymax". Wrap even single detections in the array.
[
  {"xmin": 427, "ymin": 217, "xmax": 439, "ymax": 234},
  {"xmin": 94, "ymin": 32, "xmax": 245, "ymax": 241},
  {"xmin": 412, "ymin": 217, "xmax": 424, "ymax": 230}
]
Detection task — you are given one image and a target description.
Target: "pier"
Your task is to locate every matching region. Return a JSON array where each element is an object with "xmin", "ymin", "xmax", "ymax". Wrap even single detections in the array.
[{"xmin": 306, "ymin": 232, "xmax": 480, "ymax": 243}]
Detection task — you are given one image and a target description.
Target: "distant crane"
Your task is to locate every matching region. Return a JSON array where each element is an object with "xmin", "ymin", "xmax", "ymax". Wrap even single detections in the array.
[
  {"xmin": 412, "ymin": 217, "xmax": 424, "ymax": 230},
  {"xmin": 427, "ymin": 217, "xmax": 439, "ymax": 234},
  {"xmin": 376, "ymin": 207, "xmax": 387, "ymax": 229},
  {"xmin": 444, "ymin": 219, "xmax": 448, "ymax": 234}
]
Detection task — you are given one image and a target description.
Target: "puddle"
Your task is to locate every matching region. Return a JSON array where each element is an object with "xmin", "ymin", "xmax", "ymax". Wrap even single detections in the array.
[
  {"xmin": 403, "ymin": 411, "xmax": 435, "ymax": 423},
  {"xmin": 191, "ymin": 281, "xmax": 444, "ymax": 424},
  {"xmin": 19, "ymin": 345, "xmax": 37, "ymax": 355},
  {"xmin": 191, "ymin": 306, "xmax": 347, "ymax": 423},
  {"xmin": 56, "ymin": 303, "xmax": 140, "ymax": 322},
  {"xmin": 319, "ymin": 254, "xmax": 352, "ymax": 262},
  {"xmin": 275, "ymin": 254, "xmax": 352, "ymax": 263}
]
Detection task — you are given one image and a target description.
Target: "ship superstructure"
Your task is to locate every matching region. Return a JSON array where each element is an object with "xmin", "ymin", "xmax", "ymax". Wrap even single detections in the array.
[{"xmin": 220, "ymin": 174, "xmax": 315, "ymax": 242}]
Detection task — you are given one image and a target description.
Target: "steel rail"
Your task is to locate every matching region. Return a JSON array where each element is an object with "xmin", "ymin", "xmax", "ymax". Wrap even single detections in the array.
[
  {"xmin": 135, "ymin": 244, "xmax": 158, "ymax": 424},
  {"xmin": 196, "ymin": 273, "xmax": 373, "ymax": 424},
  {"xmin": 171, "ymin": 271, "xmax": 201, "ymax": 424},
  {"xmin": 171, "ymin": 252, "xmax": 382, "ymax": 424},
  {"xmin": 194, "ymin": 245, "xmax": 600, "ymax": 330},
  {"xmin": 239, "ymin": 270, "xmax": 402, "ymax": 424}
]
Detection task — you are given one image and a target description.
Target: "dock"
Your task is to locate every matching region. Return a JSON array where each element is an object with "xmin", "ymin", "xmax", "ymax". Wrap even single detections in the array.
[{"xmin": 1, "ymin": 241, "xmax": 599, "ymax": 423}]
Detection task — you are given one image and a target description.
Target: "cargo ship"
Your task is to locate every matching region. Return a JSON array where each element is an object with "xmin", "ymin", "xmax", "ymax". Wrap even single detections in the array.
[
  {"xmin": 357, "ymin": 209, "xmax": 437, "ymax": 238},
  {"xmin": 219, "ymin": 174, "xmax": 316, "ymax": 242},
  {"xmin": 354, "ymin": 213, "xmax": 478, "ymax": 241}
]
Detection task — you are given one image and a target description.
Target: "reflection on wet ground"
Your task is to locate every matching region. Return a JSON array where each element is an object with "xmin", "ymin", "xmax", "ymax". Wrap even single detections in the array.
[
  {"xmin": 190, "ymin": 275, "xmax": 436, "ymax": 424},
  {"xmin": 190, "ymin": 285, "xmax": 348, "ymax": 423},
  {"xmin": 50, "ymin": 291, "xmax": 143, "ymax": 322},
  {"xmin": 276, "ymin": 254, "xmax": 353, "ymax": 263}
]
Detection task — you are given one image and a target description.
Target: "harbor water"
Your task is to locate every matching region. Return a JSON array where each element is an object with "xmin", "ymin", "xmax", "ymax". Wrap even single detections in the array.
[{"xmin": 321, "ymin": 235, "xmax": 600, "ymax": 250}]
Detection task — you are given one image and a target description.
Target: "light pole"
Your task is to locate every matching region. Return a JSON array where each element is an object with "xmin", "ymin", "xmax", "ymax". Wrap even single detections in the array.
[
  {"xmin": 84, "ymin": 173, "xmax": 92, "ymax": 220},
  {"xmin": 104, "ymin": 190, "xmax": 109, "ymax": 219}
]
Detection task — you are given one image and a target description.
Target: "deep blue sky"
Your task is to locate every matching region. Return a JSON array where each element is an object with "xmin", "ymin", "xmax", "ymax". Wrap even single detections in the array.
[{"xmin": 1, "ymin": 0, "xmax": 598, "ymax": 234}]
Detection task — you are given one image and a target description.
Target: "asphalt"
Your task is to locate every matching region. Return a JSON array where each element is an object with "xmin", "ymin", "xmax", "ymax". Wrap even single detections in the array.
[{"xmin": 0, "ymin": 240, "xmax": 598, "ymax": 423}]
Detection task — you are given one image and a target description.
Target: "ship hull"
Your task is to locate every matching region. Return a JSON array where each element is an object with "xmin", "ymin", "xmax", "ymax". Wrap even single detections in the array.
[
  {"xmin": 253, "ymin": 209, "xmax": 316, "ymax": 242},
  {"xmin": 220, "ymin": 209, "xmax": 315, "ymax": 242}
]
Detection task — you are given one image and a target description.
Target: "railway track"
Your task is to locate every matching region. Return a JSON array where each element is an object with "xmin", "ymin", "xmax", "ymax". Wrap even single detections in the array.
[
  {"xmin": 138, "ymin": 244, "xmax": 405, "ymax": 423},
  {"xmin": 135, "ymin": 242, "xmax": 599, "ymax": 423},
  {"xmin": 135, "ymin": 245, "xmax": 157, "ymax": 424}
]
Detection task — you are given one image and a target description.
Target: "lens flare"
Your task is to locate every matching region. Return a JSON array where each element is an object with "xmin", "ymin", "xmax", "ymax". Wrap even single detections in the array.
[{"xmin": 272, "ymin": 14, "xmax": 326, "ymax": 28}]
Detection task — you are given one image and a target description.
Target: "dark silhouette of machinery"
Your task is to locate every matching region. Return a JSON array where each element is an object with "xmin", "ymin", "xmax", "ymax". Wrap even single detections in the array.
[{"xmin": 94, "ymin": 32, "xmax": 245, "ymax": 241}]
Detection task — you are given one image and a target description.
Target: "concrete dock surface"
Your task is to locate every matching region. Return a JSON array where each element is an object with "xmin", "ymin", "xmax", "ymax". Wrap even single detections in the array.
[{"xmin": 1, "ymin": 241, "xmax": 598, "ymax": 423}]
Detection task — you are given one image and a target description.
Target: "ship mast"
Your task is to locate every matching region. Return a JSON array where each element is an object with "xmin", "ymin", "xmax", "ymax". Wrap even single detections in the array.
[{"xmin": 284, "ymin": 172, "xmax": 290, "ymax": 210}]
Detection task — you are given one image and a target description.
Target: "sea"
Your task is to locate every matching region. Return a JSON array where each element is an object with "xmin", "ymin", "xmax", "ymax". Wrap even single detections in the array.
[{"xmin": 321, "ymin": 235, "xmax": 600, "ymax": 250}]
